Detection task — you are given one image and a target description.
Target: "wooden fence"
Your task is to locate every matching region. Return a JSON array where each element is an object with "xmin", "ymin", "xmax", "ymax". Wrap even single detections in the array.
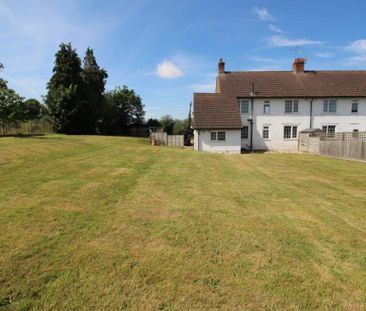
[
  {"xmin": 299, "ymin": 131, "xmax": 366, "ymax": 161},
  {"xmin": 319, "ymin": 140, "xmax": 366, "ymax": 161},
  {"xmin": 150, "ymin": 131, "xmax": 184, "ymax": 147}
]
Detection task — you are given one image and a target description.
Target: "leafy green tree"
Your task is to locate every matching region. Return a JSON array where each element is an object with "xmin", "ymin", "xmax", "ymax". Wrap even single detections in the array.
[
  {"xmin": 160, "ymin": 115, "xmax": 175, "ymax": 134},
  {"xmin": 82, "ymin": 48, "xmax": 108, "ymax": 133},
  {"xmin": 0, "ymin": 79, "xmax": 24, "ymax": 135},
  {"xmin": 100, "ymin": 86, "xmax": 145, "ymax": 134},
  {"xmin": 19, "ymin": 98, "xmax": 42, "ymax": 132},
  {"xmin": 146, "ymin": 118, "xmax": 161, "ymax": 128},
  {"xmin": 172, "ymin": 118, "xmax": 189, "ymax": 135},
  {"xmin": 22, "ymin": 98, "xmax": 42, "ymax": 120},
  {"xmin": 45, "ymin": 43, "xmax": 84, "ymax": 134}
]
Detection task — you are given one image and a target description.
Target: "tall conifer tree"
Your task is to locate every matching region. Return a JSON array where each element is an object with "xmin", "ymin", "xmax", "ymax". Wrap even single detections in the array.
[
  {"xmin": 45, "ymin": 43, "xmax": 83, "ymax": 133},
  {"xmin": 82, "ymin": 48, "xmax": 108, "ymax": 133}
]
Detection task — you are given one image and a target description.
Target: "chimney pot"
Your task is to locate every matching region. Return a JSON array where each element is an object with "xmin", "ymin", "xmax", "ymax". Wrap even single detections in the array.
[
  {"xmin": 293, "ymin": 57, "xmax": 306, "ymax": 73},
  {"xmin": 218, "ymin": 58, "xmax": 225, "ymax": 74}
]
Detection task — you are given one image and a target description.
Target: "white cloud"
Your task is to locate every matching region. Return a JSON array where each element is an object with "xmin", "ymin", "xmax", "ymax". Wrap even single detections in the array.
[
  {"xmin": 266, "ymin": 35, "xmax": 322, "ymax": 47},
  {"xmin": 269, "ymin": 24, "xmax": 284, "ymax": 33},
  {"xmin": 344, "ymin": 55, "xmax": 366, "ymax": 66},
  {"xmin": 156, "ymin": 60, "xmax": 183, "ymax": 79},
  {"xmin": 252, "ymin": 7, "xmax": 275, "ymax": 21},
  {"xmin": 315, "ymin": 52, "xmax": 334, "ymax": 58},
  {"xmin": 346, "ymin": 39, "xmax": 366, "ymax": 53}
]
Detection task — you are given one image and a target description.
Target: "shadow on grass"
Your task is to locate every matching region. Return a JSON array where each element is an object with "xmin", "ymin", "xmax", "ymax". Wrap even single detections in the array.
[{"xmin": 0, "ymin": 134, "xmax": 59, "ymax": 139}]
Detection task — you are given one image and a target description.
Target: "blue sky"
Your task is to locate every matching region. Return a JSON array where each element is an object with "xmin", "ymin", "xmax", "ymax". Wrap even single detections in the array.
[{"xmin": 1, "ymin": 0, "xmax": 366, "ymax": 119}]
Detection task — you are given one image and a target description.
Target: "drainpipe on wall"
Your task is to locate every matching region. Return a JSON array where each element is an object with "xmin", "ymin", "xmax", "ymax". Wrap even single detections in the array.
[
  {"xmin": 249, "ymin": 82, "xmax": 256, "ymax": 151},
  {"xmin": 310, "ymin": 98, "xmax": 313, "ymax": 128}
]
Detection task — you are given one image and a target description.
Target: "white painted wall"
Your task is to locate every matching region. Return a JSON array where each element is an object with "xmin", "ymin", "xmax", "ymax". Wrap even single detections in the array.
[
  {"xmin": 240, "ymin": 98, "xmax": 366, "ymax": 151},
  {"xmin": 194, "ymin": 129, "xmax": 241, "ymax": 154}
]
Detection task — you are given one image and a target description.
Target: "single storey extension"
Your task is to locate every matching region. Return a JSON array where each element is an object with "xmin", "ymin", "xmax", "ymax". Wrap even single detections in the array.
[{"xmin": 193, "ymin": 58, "xmax": 366, "ymax": 153}]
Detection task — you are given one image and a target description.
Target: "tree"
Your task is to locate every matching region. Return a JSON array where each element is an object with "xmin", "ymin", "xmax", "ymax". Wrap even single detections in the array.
[
  {"xmin": 82, "ymin": 48, "xmax": 108, "ymax": 133},
  {"xmin": 45, "ymin": 43, "xmax": 84, "ymax": 134},
  {"xmin": 160, "ymin": 115, "xmax": 175, "ymax": 134},
  {"xmin": 172, "ymin": 118, "xmax": 189, "ymax": 135},
  {"xmin": 22, "ymin": 98, "xmax": 42, "ymax": 120},
  {"xmin": 146, "ymin": 118, "xmax": 161, "ymax": 128},
  {"xmin": 100, "ymin": 86, "xmax": 145, "ymax": 134},
  {"xmin": 0, "ymin": 79, "xmax": 24, "ymax": 135}
]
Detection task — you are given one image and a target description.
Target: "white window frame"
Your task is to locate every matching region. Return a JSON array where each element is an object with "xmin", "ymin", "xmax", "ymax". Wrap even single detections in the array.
[
  {"xmin": 352, "ymin": 101, "xmax": 358, "ymax": 113},
  {"xmin": 323, "ymin": 99, "xmax": 337, "ymax": 113},
  {"xmin": 210, "ymin": 132, "xmax": 216, "ymax": 141},
  {"xmin": 322, "ymin": 125, "xmax": 336, "ymax": 134},
  {"xmin": 262, "ymin": 125, "xmax": 270, "ymax": 140},
  {"xmin": 284, "ymin": 125, "xmax": 298, "ymax": 139},
  {"xmin": 239, "ymin": 100, "xmax": 250, "ymax": 114},
  {"xmin": 217, "ymin": 131, "xmax": 226, "ymax": 141},
  {"xmin": 264, "ymin": 103, "xmax": 271, "ymax": 114},
  {"xmin": 241, "ymin": 126, "xmax": 249, "ymax": 139},
  {"xmin": 285, "ymin": 100, "xmax": 299, "ymax": 113}
]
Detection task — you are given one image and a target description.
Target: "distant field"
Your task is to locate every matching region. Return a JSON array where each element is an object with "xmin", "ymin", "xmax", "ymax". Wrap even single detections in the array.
[{"xmin": 0, "ymin": 135, "xmax": 365, "ymax": 310}]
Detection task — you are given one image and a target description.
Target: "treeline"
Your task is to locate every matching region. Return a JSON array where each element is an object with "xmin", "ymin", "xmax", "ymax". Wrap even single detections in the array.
[
  {"xmin": 0, "ymin": 63, "xmax": 45, "ymax": 135},
  {"xmin": 146, "ymin": 115, "xmax": 191, "ymax": 135},
  {"xmin": 45, "ymin": 43, "xmax": 145, "ymax": 134}
]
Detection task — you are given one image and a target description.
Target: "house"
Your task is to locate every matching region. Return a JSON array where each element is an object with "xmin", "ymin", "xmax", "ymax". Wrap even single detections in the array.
[{"xmin": 193, "ymin": 58, "xmax": 366, "ymax": 153}]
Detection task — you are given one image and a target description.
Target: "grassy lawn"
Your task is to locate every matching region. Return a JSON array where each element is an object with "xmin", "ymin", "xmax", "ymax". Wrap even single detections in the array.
[{"xmin": 0, "ymin": 135, "xmax": 365, "ymax": 310}]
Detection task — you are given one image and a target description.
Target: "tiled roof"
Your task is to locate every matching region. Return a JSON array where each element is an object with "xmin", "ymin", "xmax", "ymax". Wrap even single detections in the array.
[
  {"xmin": 218, "ymin": 70, "xmax": 366, "ymax": 97},
  {"xmin": 193, "ymin": 93, "xmax": 242, "ymax": 129},
  {"xmin": 193, "ymin": 69, "xmax": 366, "ymax": 130}
]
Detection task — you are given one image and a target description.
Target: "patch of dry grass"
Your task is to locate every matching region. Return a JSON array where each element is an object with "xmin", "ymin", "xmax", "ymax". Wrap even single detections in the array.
[{"xmin": 0, "ymin": 135, "xmax": 365, "ymax": 310}]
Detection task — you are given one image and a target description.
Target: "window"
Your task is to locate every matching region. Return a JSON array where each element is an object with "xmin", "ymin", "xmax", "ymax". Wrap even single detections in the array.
[
  {"xmin": 264, "ymin": 103, "xmax": 270, "ymax": 114},
  {"xmin": 352, "ymin": 102, "xmax": 358, "ymax": 113},
  {"xmin": 211, "ymin": 132, "xmax": 216, "ymax": 140},
  {"xmin": 262, "ymin": 126, "xmax": 269, "ymax": 139},
  {"xmin": 217, "ymin": 131, "xmax": 226, "ymax": 141},
  {"xmin": 285, "ymin": 100, "xmax": 299, "ymax": 113},
  {"xmin": 239, "ymin": 100, "xmax": 250, "ymax": 114},
  {"xmin": 284, "ymin": 126, "xmax": 298, "ymax": 139},
  {"xmin": 241, "ymin": 126, "xmax": 249, "ymax": 139},
  {"xmin": 322, "ymin": 125, "xmax": 336, "ymax": 134},
  {"xmin": 323, "ymin": 99, "xmax": 337, "ymax": 113}
]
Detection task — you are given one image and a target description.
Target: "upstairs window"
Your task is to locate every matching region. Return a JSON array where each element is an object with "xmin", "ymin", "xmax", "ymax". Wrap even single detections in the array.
[
  {"xmin": 211, "ymin": 132, "xmax": 216, "ymax": 140},
  {"xmin": 262, "ymin": 126, "xmax": 269, "ymax": 139},
  {"xmin": 241, "ymin": 126, "xmax": 249, "ymax": 139},
  {"xmin": 239, "ymin": 100, "xmax": 250, "ymax": 114},
  {"xmin": 285, "ymin": 100, "xmax": 299, "ymax": 113},
  {"xmin": 264, "ymin": 103, "xmax": 271, "ymax": 114},
  {"xmin": 217, "ymin": 131, "xmax": 226, "ymax": 141},
  {"xmin": 323, "ymin": 99, "xmax": 337, "ymax": 113},
  {"xmin": 284, "ymin": 126, "xmax": 298, "ymax": 139},
  {"xmin": 352, "ymin": 102, "xmax": 358, "ymax": 113}
]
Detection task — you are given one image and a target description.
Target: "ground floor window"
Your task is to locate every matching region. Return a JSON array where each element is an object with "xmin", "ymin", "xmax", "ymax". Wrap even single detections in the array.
[
  {"xmin": 241, "ymin": 126, "xmax": 249, "ymax": 139},
  {"xmin": 217, "ymin": 131, "xmax": 226, "ymax": 141},
  {"xmin": 262, "ymin": 126, "xmax": 269, "ymax": 139},
  {"xmin": 211, "ymin": 132, "xmax": 216, "ymax": 140},
  {"xmin": 322, "ymin": 125, "xmax": 336, "ymax": 135},
  {"xmin": 284, "ymin": 126, "xmax": 298, "ymax": 139}
]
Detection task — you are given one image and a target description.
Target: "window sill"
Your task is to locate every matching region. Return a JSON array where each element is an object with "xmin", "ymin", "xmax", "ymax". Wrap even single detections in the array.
[{"xmin": 283, "ymin": 138, "xmax": 297, "ymax": 141}]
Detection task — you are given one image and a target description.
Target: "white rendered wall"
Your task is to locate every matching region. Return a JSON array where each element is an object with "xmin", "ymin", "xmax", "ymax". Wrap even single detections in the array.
[
  {"xmin": 194, "ymin": 129, "xmax": 241, "ymax": 154},
  {"xmin": 240, "ymin": 98, "xmax": 366, "ymax": 152}
]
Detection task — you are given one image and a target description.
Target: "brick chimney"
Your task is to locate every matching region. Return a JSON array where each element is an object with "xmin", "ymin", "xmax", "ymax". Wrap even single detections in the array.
[
  {"xmin": 218, "ymin": 58, "xmax": 225, "ymax": 74},
  {"xmin": 293, "ymin": 58, "xmax": 306, "ymax": 73}
]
